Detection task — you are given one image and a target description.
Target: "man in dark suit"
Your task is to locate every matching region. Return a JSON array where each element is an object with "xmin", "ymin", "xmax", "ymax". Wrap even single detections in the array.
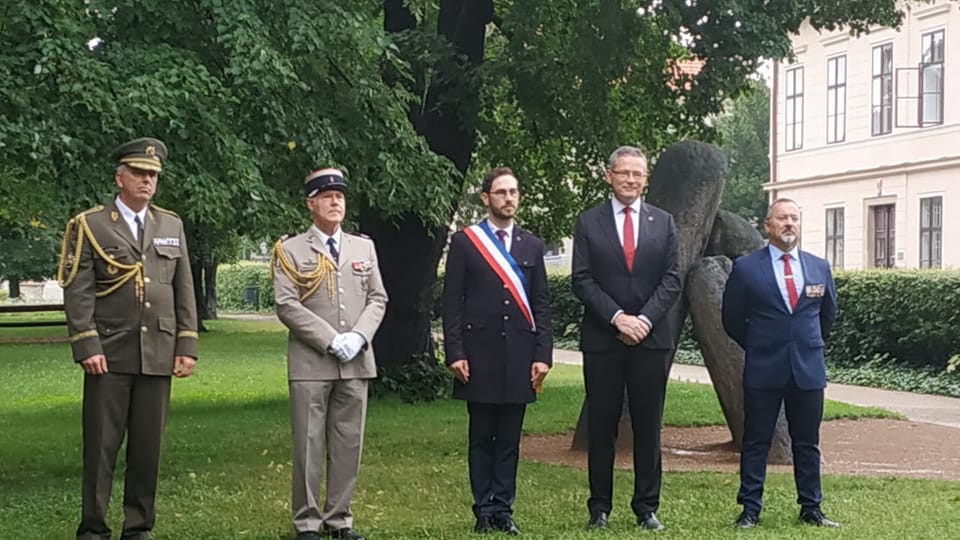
[
  {"xmin": 721, "ymin": 197, "xmax": 839, "ymax": 529},
  {"xmin": 58, "ymin": 138, "xmax": 198, "ymax": 540},
  {"xmin": 443, "ymin": 167, "xmax": 553, "ymax": 535},
  {"xmin": 572, "ymin": 146, "xmax": 681, "ymax": 531}
]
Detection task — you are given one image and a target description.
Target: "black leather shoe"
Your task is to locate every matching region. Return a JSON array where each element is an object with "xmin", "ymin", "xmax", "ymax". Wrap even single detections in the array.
[
  {"xmin": 474, "ymin": 515, "xmax": 495, "ymax": 534},
  {"xmin": 735, "ymin": 511, "xmax": 759, "ymax": 529},
  {"xmin": 799, "ymin": 509, "xmax": 840, "ymax": 528},
  {"xmin": 638, "ymin": 512, "xmax": 665, "ymax": 531},
  {"xmin": 327, "ymin": 528, "xmax": 366, "ymax": 540},
  {"xmin": 493, "ymin": 514, "xmax": 521, "ymax": 535},
  {"xmin": 587, "ymin": 511, "xmax": 609, "ymax": 530},
  {"xmin": 295, "ymin": 532, "xmax": 322, "ymax": 540}
]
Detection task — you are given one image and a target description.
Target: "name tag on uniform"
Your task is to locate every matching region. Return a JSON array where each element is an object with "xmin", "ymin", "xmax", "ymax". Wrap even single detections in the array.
[
  {"xmin": 805, "ymin": 284, "xmax": 826, "ymax": 297},
  {"xmin": 153, "ymin": 237, "xmax": 180, "ymax": 247},
  {"xmin": 352, "ymin": 260, "xmax": 372, "ymax": 272}
]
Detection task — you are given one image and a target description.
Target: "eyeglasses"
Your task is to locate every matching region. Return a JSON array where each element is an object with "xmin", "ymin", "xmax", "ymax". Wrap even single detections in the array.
[
  {"xmin": 488, "ymin": 188, "xmax": 520, "ymax": 198},
  {"xmin": 609, "ymin": 169, "xmax": 648, "ymax": 180}
]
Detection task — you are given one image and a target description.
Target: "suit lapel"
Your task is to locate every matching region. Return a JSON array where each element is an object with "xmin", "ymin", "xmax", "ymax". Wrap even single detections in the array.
[
  {"xmin": 107, "ymin": 200, "xmax": 141, "ymax": 254},
  {"xmin": 597, "ymin": 203, "xmax": 629, "ymax": 272}
]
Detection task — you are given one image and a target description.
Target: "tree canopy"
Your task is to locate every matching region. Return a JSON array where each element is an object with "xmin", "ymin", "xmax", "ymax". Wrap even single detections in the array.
[{"xmin": 1, "ymin": 0, "xmax": 908, "ymax": 378}]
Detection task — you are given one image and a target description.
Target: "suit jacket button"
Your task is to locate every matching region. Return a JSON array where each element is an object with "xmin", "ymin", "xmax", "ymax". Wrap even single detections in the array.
[
  {"xmin": 500, "ymin": 332, "xmax": 506, "ymax": 337},
  {"xmin": 503, "ymin": 284, "xmax": 508, "ymax": 289},
  {"xmin": 141, "ymin": 326, "xmax": 148, "ymax": 333},
  {"xmin": 143, "ymin": 277, "xmax": 151, "ymax": 283},
  {"xmin": 340, "ymin": 321, "xmax": 346, "ymax": 326},
  {"xmin": 504, "ymin": 299, "xmax": 510, "ymax": 305},
  {"xmin": 144, "ymin": 301, "xmax": 151, "ymax": 308},
  {"xmin": 503, "ymin": 315, "xmax": 509, "ymax": 321},
  {"xmin": 466, "ymin": 323, "xmax": 472, "ymax": 330}
]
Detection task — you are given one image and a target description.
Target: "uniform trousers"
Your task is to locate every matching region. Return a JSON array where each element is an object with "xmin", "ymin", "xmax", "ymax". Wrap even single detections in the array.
[
  {"xmin": 289, "ymin": 379, "xmax": 368, "ymax": 533},
  {"xmin": 77, "ymin": 372, "xmax": 171, "ymax": 540},
  {"xmin": 467, "ymin": 402, "xmax": 527, "ymax": 518}
]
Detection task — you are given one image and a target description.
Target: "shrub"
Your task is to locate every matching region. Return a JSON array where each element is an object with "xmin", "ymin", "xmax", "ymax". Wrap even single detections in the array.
[
  {"xmin": 828, "ymin": 270, "xmax": 960, "ymax": 371},
  {"xmin": 217, "ymin": 263, "xmax": 275, "ymax": 312}
]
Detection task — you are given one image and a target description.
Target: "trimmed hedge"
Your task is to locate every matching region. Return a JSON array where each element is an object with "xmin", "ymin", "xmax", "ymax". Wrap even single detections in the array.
[
  {"xmin": 217, "ymin": 263, "xmax": 275, "ymax": 312},
  {"xmin": 231, "ymin": 264, "xmax": 960, "ymax": 372},
  {"xmin": 828, "ymin": 270, "xmax": 960, "ymax": 371}
]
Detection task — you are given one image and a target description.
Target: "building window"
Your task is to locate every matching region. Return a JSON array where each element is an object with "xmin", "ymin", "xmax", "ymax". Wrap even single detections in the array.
[
  {"xmin": 826, "ymin": 56, "xmax": 846, "ymax": 143},
  {"xmin": 872, "ymin": 44, "xmax": 893, "ymax": 135},
  {"xmin": 785, "ymin": 67, "xmax": 804, "ymax": 151},
  {"xmin": 921, "ymin": 30, "xmax": 944, "ymax": 127},
  {"xmin": 919, "ymin": 196, "xmax": 942, "ymax": 268},
  {"xmin": 825, "ymin": 208, "xmax": 844, "ymax": 269}
]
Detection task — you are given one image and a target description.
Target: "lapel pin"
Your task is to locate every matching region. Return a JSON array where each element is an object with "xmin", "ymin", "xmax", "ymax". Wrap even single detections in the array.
[{"xmin": 648, "ymin": 216, "xmax": 654, "ymax": 221}]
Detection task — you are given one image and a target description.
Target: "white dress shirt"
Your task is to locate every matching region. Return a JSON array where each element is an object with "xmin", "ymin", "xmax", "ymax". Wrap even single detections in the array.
[
  {"xmin": 311, "ymin": 225, "xmax": 342, "ymax": 261},
  {"xmin": 611, "ymin": 197, "xmax": 642, "ymax": 248},
  {"xmin": 768, "ymin": 244, "xmax": 805, "ymax": 313},
  {"xmin": 115, "ymin": 197, "xmax": 147, "ymax": 241}
]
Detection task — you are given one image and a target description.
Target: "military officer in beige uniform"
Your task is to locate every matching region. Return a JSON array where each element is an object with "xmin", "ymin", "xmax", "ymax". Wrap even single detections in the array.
[
  {"xmin": 58, "ymin": 137, "xmax": 199, "ymax": 540},
  {"xmin": 272, "ymin": 168, "xmax": 388, "ymax": 540}
]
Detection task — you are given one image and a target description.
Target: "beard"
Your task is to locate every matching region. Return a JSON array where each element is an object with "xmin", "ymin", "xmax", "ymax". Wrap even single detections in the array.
[
  {"xmin": 489, "ymin": 205, "xmax": 516, "ymax": 221},
  {"xmin": 779, "ymin": 232, "xmax": 798, "ymax": 246}
]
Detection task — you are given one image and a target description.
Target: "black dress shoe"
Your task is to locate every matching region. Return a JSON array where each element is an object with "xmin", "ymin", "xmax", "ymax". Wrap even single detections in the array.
[
  {"xmin": 474, "ymin": 515, "xmax": 495, "ymax": 534},
  {"xmin": 799, "ymin": 509, "xmax": 840, "ymax": 528},
  {"xmin": 327, "ymin": 528, "xmax": 366, "ymax": 540},
  {"xmin": 295, "ymin": 532, "xmax": 322, "ymax": 540},
  {"xmin": 493, "ymin": 514, "xmax": 522, "ymax": 535},
  {"xmin": 638, "ymin": 512, "xmax": 665, "ymax": 531},
  {"xmin": 735, "ymin": 511, "xmax": 759, "ymax": 529},
  {"xmin": 587, "ymin": 511, "xmax": 609, "ymax": 530}
]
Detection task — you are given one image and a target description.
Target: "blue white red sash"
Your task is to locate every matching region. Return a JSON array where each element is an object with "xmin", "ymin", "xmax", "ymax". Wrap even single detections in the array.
[{"xmin": 463, "ymin": 221, "xmax": 535, "ymax": 330}]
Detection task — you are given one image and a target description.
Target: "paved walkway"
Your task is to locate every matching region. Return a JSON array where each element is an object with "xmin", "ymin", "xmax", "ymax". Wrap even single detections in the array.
[{"xmin": 553, "ymin": 349, "xmax": 960, "ymax": 429}]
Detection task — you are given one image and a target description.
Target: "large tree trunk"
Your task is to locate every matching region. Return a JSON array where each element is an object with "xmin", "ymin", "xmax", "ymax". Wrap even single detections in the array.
[
  {"xmin": 203, "ymin": 262, "xmax": 218, "ymax": 319},
  {"xmin": 571, "ymin": 141, "xmax": 727, "ymax": 450},
  {"xmin": 687, "ymin": 256, "xmax": 792, "ymax": 464},
  {"xmin": 368, "ymin": 0, "xmax": 493, "ymax": 368},
  {"xmin": 7, "ymin": 278, "xmax": 20, "ymax": 299}
]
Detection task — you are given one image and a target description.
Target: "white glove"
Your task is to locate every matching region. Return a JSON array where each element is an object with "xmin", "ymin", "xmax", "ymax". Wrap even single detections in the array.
[{"xmin": 329, "ymin": 332, "xmax": 366, "ymax": 363}]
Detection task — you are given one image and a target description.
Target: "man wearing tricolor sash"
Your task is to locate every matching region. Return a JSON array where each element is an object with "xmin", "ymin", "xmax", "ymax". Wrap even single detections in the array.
[{"xmin": 442, "ymin": 167, "xmax": 553, "ymax": 535}]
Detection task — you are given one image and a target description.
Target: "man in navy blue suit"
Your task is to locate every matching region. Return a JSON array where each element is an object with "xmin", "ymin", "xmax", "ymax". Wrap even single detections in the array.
[
  {"xmin": 443, "ymin": 167, "xmax": 553, "ymax": 535},
  {"xmin": 721, "ymin": 197, "xmax": 839, "ymax": 529}
]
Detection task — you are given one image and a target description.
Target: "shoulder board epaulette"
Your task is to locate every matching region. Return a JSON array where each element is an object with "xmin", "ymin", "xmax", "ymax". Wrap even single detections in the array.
[
  {"xmin": 150, "ymin": 204, "xmax": 179, "ymax": 217},
  {"xmin": 346, "ymin": 231, "xmax": 370, "ymax": 240},
  {"xmin": 279, "ymin": 232, "xmax": 299, "ymax": 242},
  {"xmin": 74, "ymin": 205, "xmax": 105, "ymax": 220}
]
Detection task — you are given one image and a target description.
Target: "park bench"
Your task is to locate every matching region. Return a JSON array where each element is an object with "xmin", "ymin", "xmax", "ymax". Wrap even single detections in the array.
[{"xmin": 0, "ymin": 303, "xmax": 67, "ymax": 327}]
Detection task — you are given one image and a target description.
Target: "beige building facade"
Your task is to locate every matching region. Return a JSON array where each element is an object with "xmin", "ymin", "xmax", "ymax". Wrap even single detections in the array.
[{"xmin": 769, "ymin": 1, "xmax": 959, "ymax": 269}]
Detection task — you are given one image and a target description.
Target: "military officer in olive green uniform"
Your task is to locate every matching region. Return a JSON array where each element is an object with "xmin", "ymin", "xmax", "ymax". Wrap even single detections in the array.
[
  {"xmin": 58, "ymin": 137, "xmax": 198, "ymax": 540},
  {"xmin": 272, "ymin": 168, "xmax": 388, "ymax": 540}
]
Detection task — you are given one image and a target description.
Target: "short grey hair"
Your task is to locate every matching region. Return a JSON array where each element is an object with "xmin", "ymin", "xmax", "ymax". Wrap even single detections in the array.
[
  {"xmin": 766, "ymin": 197, "xmax": 800, "ymax": 219},
  {"xmin": 607, "ymin": 146, "xmax": 647, "ymax": 169}
]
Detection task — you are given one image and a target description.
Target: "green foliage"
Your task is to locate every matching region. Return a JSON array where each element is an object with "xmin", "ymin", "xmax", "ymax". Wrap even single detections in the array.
[
  {"xmin": 473, "ymin": 0, "xmax": 906, "ymax": 242},
  {"xmin": 828, "ymin": 270, "xmax": 960, "ymax": 371},
  {"xmin": 371, "ymin": 353, "xmax": 453, "ymax": 403},
  {"xmin": 216, "ymin": 263, "xmax": 275, "ymax": 312},
  {"xmin": 716, "ymin": 81, "xmax": 770, "ymax": 228},
  {"xmin": 828, "ymin": 356, "xmax": 960, "ymax": 398}
]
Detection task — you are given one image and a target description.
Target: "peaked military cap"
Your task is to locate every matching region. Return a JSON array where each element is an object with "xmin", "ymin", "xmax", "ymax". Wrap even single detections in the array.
[
  {"xmin": 305, "ymin": 168, "xmax": 347, "ymax": 197},
  {"xmin": 111, "ymin": 137, "xmax": 168, "ymax": 172}
]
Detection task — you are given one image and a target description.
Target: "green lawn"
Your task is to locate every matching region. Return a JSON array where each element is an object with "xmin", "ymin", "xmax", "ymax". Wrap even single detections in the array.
[{"xmin": 0, "ymin": 319, "xmax": 955, "ymax": 540}]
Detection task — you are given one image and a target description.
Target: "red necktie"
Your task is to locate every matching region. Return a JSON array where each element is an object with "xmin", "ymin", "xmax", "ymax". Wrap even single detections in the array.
[
  {"xmin": 623, "ymin": 208, "xmax": 635, "ymax": 271},
  {"xmin": 781, "ymin": 253, "xmax": 799, "ymax": 311}
]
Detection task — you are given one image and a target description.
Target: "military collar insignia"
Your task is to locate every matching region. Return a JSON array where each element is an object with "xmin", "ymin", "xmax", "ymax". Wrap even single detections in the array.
[{"xmin": 111, "ymin": 211, "xmax": 119, "ymax": 222}]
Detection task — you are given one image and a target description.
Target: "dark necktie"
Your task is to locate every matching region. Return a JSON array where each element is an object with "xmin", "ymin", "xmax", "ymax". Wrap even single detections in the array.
[
  {"xmin": 622, "ymin": 207, "xmax": 635, "ymax": 271},
  {"xmin": 495, "ymin": 229, "xmax": 508, "ymax": 249},
  {"xmin": 327, "ymin": 237, "xmax": 339, "ymax": 264},
  {"xmin": 781, "ymin": 253, "xmax": 799, "ymax": 311},
  {"xmin": 134, "ymin": 214, "xmax": 144, "ymax": 243}
]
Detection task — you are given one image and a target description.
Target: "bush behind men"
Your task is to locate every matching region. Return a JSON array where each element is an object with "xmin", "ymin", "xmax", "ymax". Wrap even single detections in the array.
[{"xmin": 59, "ymin": 137, "xmax": 198, "ymax": 540}]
